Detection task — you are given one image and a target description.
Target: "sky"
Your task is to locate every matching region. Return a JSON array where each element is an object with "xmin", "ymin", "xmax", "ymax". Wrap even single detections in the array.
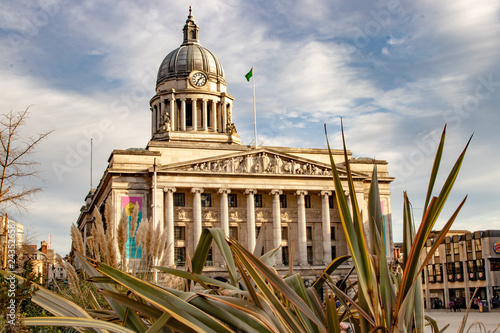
[{"xmin": 0, "ymin": 0, "xmax": 499, "ymax": 255}]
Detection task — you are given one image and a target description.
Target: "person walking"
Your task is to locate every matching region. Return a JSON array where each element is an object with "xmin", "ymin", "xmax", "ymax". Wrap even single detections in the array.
[{"xmin": 449, "ymin": 300, "xmax": 455, "ymax": 312}]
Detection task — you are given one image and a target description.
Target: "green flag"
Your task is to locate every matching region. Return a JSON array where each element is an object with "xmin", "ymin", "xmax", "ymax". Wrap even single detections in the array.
[{"xmin": 245, "ymin": 68, "xmax": 253, "ymax": 81}]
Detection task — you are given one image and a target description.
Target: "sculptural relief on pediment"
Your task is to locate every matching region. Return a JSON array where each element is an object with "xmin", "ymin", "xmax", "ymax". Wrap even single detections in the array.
[{"xmin": 177, "ymin": 152, "xmax": 332, "ymax": 176}]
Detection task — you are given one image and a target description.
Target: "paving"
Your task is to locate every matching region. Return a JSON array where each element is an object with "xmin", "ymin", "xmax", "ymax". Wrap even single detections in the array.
[{"xmin": 425, "ymin": 309, "xmax": 500, "ymax": 332}]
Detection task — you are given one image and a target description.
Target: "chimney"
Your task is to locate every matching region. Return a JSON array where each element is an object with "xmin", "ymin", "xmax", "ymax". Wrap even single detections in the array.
[{"xmin": 40, "ymin": 240, "xmax": 47, "ymax": 254}]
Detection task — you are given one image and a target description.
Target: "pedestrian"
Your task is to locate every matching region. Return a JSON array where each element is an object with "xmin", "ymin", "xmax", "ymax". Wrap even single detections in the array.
[{"xmin": 449, "ymin": 300, "xmax": 455, "ymax": 312}]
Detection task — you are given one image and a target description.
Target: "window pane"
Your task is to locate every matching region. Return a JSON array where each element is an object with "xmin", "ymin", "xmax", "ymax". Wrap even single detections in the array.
[
  {"xmin": 174, "ymin": 226, "xmax": 185, "ymax": 240},
  {"xmin": 329, "ymin": 195, "xmax": 335, "ymax": 209},
  {"xmin": 173, "ymin": 193, "xmax": 185, "ymax": 207},
  {"xmin": 279, "ymin": 195, "xmax": 287, "ymax": 208},
  {"xmin": 229, "ymin": 226, "xmax": 238, "ymax": 240},
  {"xmin": 331, "ymin": 245, "xmax": 336, "ymax": 259},
  {"xmin": 331, "ymin": 226, "xmax": 335, "ymax": 240},
  {"xmin": 186, "ymin": 103, "xmax": 193, "ymax": 127},
  {"xmin": 282, "ymin": 246, "xmax": 289, "ymax": 266},
  {"xmin": 281, "ymin": 227, "xmax": 288, "ymax": 240},
  {"xmin": 307, "ymin": 246, "xmax": 313, "ymax": 265},
  {"xmin": 205, "ymin": 247, "xmax": 213, "ymax": 266},
  {"xmin": 175, "ymin": 247, "xmax": 186, "ymax": 266},
  {"xmin": 228, "ymin": 194, "xmax": 237, "ymax": 207},
  {"xmin": 306, "ymin": 226, "xmax": 313, "ymax": 241},
  {"xmin": 201, "ymin": 193, "xmax": 211, "ymax": 207},
  {"xmin": 254, "ymin": 194, "xmax": 262, "ymax": 208}
]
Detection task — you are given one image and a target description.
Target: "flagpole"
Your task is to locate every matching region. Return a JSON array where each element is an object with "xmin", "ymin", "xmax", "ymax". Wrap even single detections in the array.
[{"xmin": 252, "ymin": 68, "xmax": 257, "ymax": 149}]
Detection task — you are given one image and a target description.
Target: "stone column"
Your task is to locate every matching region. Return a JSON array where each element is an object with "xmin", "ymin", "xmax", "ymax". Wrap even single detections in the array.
[
  {"xmin": 150, "ymin": 107, "xmax": 154, "ymax": 137},
  {"xmin": 160, "ymin": 99, "xmax": 166, "ymax": 128},
  {"xmin": 169, "ymin": 96, "xmax": 176, "ymax": 131},
  {"xmin": 202, "ymin": 99, "xmax": 208, "ymax": 131},
  {"xmin": 222, "ymin": 102, "xmax": 227, "ymax": 132},
  {"xmin": 271, "ymin": 190, "xmax": 283, "ymax": 265},
  {"xmin": 180, "ymin": 98, "xmax": 186, "ymax": 131},
  {"xmin": 192, "ymin": 98, "xmax": 198, "ymax": 131},
  {"xmin": 164, "ymin": 187, "xmax": 176, "ymax": 267},
  {"xmin": 297, "ymin": 190, "xmax": 308, "ymax": 266},
  {"xmin": 218, "ymin": 188, "xmax": 230, "ymax": 237},
  {"xmin": 320, "ymin": 191, "xmax": 332, "ymax": 264},
  {"xmin": 192, "ymin": 188, "xmax": 204, "ymax": 247},
  {"xmin": 245, "ymin": 189, "xmax": 257, "ymax": 252},
  {"xmin": 211, "ymin": 100, "xmax": 217, "ymax": 132}
]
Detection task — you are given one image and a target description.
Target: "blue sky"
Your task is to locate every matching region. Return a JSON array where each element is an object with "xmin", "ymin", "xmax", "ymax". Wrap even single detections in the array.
[{"xmin": 1, "ymin": 0, "xmax": 499, "ymax": 255}]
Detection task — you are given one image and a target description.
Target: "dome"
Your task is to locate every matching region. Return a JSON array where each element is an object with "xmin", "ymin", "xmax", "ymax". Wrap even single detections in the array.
[
  {"xmin": 156, "ymin": 8, "xmax": 225, "ymax": 85},
  {"xmin": 157, "ymin": 44, "xmax": 225, "ymax": 84}
]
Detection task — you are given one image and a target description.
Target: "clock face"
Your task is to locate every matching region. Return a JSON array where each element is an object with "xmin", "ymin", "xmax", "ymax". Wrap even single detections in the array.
[{"xmin": 191, "ymin": 72, "xmax": 207, "ymax": 87}]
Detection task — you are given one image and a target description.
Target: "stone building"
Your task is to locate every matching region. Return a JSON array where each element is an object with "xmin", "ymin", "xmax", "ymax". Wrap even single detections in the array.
[
  {"xmin": 422, "ymin": 230, "xmax": 500, "ymax": 310},
  {"xmin": 76, "ymin": 9, "xmax": 394, "ymax": 283}
]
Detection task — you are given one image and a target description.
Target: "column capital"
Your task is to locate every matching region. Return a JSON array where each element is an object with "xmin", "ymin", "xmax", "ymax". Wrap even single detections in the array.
[
  {"xmin": 191, "ymin": 187, "xmax": 204, "ymax": 194},
  {"xmin": 218, "ymin": 188, "xmax": 231, "ymax": 195},
  {"xmin": 180, "ymin": 97, "xmax": 186, "ymax": 102},
  {"xmin": 320, "ymin": 190, "xmax": 332, "ymax": 196},
  {"xmin": 245, "ymin": 189, "xmax": 257, "ymax": 195},
  {"xmin": 296, "ymin": 190, "xmax": 308, "ymax": 196},
  {"xmin": 163, "ymin": 187, "xmax": 177, "ymax": 193},
  {"xmin": 270, "ymin": 189, "xmax": 283, "ymax": 196}
]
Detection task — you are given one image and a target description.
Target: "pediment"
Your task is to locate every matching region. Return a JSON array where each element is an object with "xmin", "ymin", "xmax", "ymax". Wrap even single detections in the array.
[{"xmin": 158, "ymin": 148, "xmax": 358, "ymax": 177}]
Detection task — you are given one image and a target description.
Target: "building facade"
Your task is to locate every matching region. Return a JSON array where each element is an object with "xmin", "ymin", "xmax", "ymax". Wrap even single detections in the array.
[
  {"xmin": 76, "ymin": 9, "xmax": 394, "ymax": 282},
  {"xmin": 422, "ymin": 230, "xmax": 500, "ymax": 310}
]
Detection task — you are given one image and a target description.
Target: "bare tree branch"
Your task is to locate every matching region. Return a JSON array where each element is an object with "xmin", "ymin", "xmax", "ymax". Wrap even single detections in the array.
[{"xmin": 0, "ymin": 107, "xmax": 53, "ymax": 213}]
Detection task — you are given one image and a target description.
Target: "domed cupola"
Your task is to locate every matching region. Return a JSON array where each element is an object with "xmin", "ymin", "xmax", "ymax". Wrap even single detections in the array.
[
  {"xmin": 157, "ymin": 7, "xmax": 225, "ymax": 86},
  {"xmin": 150, "ymin": 7, "xmax": 241, "ymax": 145}
]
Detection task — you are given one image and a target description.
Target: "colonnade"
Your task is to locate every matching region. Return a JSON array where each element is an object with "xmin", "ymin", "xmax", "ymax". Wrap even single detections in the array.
[
  {"xmin": 152, "ymin": 96, "xmax": 232, "ymax": 134},
  {"xmin": 162, "ymin": 187, "xmax": 336, "ymax": 268}
]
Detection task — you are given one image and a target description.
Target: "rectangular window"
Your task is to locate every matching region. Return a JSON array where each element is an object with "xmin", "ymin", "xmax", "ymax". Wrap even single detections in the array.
[
  {"xmin": 228, "ymin": 194, "xmax": 237, "ymax": 207},
  {"xmin": 201, "ymin": 193, "xmax": 211, "ymax": 207},
  {"xmin": 229, "ymin": 226, "xmax": 238, "ymax": 240},
  {"xmin": 490, "ymin": 259, "xmax": 500, "ymax": 271},
  {"xmin": 474, "ymin": 239, "xmax": 482, "ymax": 258},
  {"xmin": 455, "ymin": 262, "xmax": 463, "ymax": 281},
  {"xmin": 306, "ymin": 226, "xmax": 313, "ymax": 241},
  {"xmin": 477, "ymin": 259, "xmax": 485, "ymax": 280},
  {"xmin": 281, "ymin": 227, "xmax": 288, "ymax": 241},
  {"xmin": 307, "ymin": 246, "xmax": 313, "ymax": 265},
  {"xmin": 445, "ymin": 243, "xmax": 452, "ymax": 256},
  {"xmin": 174, "ymin": 247, "xmax": 186, "ymax": 266},
  {"xmin": 305, "ymin": 195, "xmax": 311, "ymax": 208},
  {"xmin": 428, "ymin": 265, "xmax": 435, "ymax": 283},
  {"xmin": 205, "ymin": 247, "xmax": 213, "ymax": 267},
  {"xmin": 435, "ymin": 264, "xmax": 443, "ymax": 282},
  {"xmin": 331, "ymin": 246, "xmax": 336, "ymax": 259},
  {"xmin": 254, "ymin": 194, "xmax": 263, "ymax": 208},
  {"xmin": 282, "ymin": 246, "xmax": 289, "ymax": 266},
  {"xmin": 173, "ymin": 193, "xmax": 185, "ymax": 207},
  {"xmin": 466, "ymin": 240, "xmax": 473, "ymax": 253},
  {"xmin": 329, "ymin": 195, "xmax": 335, "ymax": 209},
  {"xmin": 447, "ymin": 262, "xmax": 455, "ymax": 282},
  {"xmin": 279, "ymin": 194, "xmax": 287, "ymax": 208},
  {"xmin": 331, "ymin": 226, "xmax": 335, "ymax": 240},
  {"xmin": 186, "ymin": 103, "xmax": 193, "ymax": 127},
  {"xmin": 174, "ymin": 226, "xmax": 185, "ymax": 240}
]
